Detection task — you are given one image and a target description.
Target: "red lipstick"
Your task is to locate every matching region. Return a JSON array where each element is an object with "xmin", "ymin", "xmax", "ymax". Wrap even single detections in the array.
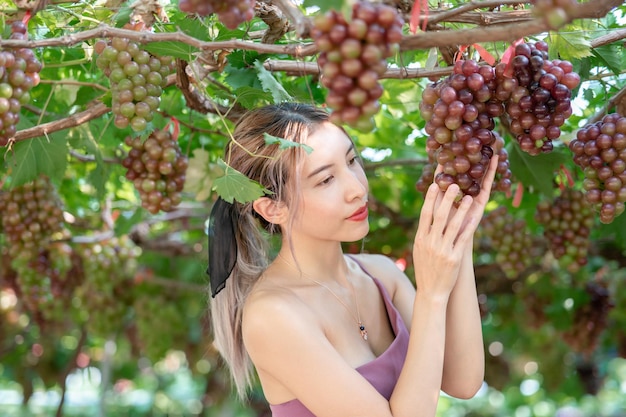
[{"xmin": 348, "ymin": 205, "xmax": 369, "ymax": 221}]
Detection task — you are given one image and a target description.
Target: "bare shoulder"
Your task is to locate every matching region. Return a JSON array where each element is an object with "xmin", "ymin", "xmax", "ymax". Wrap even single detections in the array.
[{"xmin": 348, "ymin": 253, "xmax": 414, "ymax": 296}]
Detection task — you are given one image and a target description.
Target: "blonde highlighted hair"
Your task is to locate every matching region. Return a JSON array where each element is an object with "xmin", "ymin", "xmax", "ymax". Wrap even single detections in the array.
[{"xmin": 209, "ymin": 103, "xmax": 330, "ymax": 398}]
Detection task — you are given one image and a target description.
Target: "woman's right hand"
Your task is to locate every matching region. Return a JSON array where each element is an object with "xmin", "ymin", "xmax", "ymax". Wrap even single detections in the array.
[{"xmin": 412, "ymin": 182, "xmax": 477, "ymax": 300}]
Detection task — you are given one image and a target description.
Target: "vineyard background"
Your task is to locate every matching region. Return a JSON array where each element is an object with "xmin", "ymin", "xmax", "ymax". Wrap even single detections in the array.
[{"xmin": 1, "ymin": 0, "xmax": 626, "ymax": 416}]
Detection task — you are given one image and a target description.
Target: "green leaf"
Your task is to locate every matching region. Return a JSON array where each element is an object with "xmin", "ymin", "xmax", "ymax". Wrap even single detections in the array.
[
  {"xmin": 232, "ymin": 85, "xmax": 271, "ymax": 108},
  {"xmin": 56, "ymin": 82, "xmax": 80, "ymax": 107},
  {"xmin": 5, "ymin": 134, "xmax": 68, "ymax": 187},
  {"xmin": 183, "ymin": 149, "xmax": 221, "ymax": 201},
  {"xmin": 253, "ymin": 60, "xmax": 292, "ymax": 103},
  {"xmin": 507, "ymin": 143, "xmax": 569, "ymax": 196},
  {"xmin": 213, "ymin": 159, "xmax": 270, "ymax": 203},
  {"xmin": 591, "ymin": 44, "xmax": 622, "ymax": 76},
  {"xmin": 549, "ymin": 32, "xmax": 592, "ymax": 60},
  {"xmin": 143, "ymin": 41, "xmax": 199, "ymax": 61},
  {"xmin": 264, "ymin": 133, "xmax": 313, "ymax": 153}
]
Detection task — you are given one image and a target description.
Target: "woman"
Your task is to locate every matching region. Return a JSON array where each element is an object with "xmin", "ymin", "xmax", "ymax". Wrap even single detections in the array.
[{"xmin": 208, "ymin": 102, "xmax": 498, "ymax": 417}]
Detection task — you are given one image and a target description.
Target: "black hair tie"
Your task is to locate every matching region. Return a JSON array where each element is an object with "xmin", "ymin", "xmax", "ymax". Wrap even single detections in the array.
[{"xmin": 207, "ymin": 197, "xmax": 239, "ymax": 297}]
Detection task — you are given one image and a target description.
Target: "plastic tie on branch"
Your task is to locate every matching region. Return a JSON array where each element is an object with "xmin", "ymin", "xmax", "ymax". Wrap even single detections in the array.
[
  {"xmin": 409, "ymin": 0, "xmax": 429, "ymax": 34},
  {"xmin": 455, "ymin": 44, "xmax": 496, "ymax": 66},
  {"xmin": 557, "ymin": 164, "xmax": 575, "ymax": 191},
  {"xmin": 501, "ymin": 38, "xmax": 525, "ymax": 78},
  {"xmin": 512, "ymin": 182, "xmax": 524, "ymax": 208},
  {"xmin": 165, "ymin": 117, "xmax": 181, "ymax": 141}
]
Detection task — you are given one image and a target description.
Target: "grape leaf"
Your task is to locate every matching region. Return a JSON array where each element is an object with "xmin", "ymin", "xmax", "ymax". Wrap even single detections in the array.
[
  {"xmin": 5, "ymin": 134, "xmax": 68, "ymax": 188},
  {"xmin": 143, "ymin": 41, "xmax": 199, "ymax": 62},
  {"xmin": 591, "ymin": 44, "xmax": 622, "ymax": 76},
  {"xmin": 264, "ymin": 133, "xmax": 313, "ymax": 153},
  {"xmin": 183, "ymin": 149, "xmax": 221, "ymax": 202},
  {"xmin": 549, "ymin": 32, "xmax": 592, "ymax": 60},
  {"xmin": 254, "ymin": 60, "xmax": 292, "ymax": 103},
  {"xmin": 213, "ymin": 159, "xmax": 270, "ymax": 203},
  {"xmin": 507, "ymin": 143, "xmax": 569, "ymax": 196},
  {"xmin": 233, "ymin": 86, "xmax": 271, "ymax": 108}
]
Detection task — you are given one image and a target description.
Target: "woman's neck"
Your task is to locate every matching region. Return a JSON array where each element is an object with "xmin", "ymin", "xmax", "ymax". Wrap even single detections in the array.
[{"xmin": 277, "ymin": 241, "xmax": 350, "ymax": 285}]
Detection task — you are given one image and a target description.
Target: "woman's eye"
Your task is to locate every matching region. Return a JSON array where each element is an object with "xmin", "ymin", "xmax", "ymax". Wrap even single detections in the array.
[
  {"xmin": 319, "ymin": 176, "xmax": 333, "ymax": 185},
  {"xmin": 348, "ymin": 156, "xmax": 358, "ymax": 165}
]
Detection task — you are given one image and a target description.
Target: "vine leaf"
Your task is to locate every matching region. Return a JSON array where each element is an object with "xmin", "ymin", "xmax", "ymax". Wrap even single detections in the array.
[
  {"xmin": 213, "ymin": 159, "xmax": 270, "ymax": 203},
  {"xmin": 264, "ymin": 133, "xmax": 313, "ymax": 153},
  {"xmin": 143, "ymin": 41, "xmax": 199, "ymax": 62},
  {"xmin": 549, "ymin": 32, "xmax": 592, "ymax": 60},
  {"xmin": 507, "ymin": 143, "xmax": 569, "ymax": 196},
  {"xmin": 254, "ymin": 60, "xmax": 292, "ymax": 103},
  {"xmin": 591, "ymin": 44, "xmax": 622, "ymax": 76},
  {"xmin": 7, "ymin": 134, "xmax": 68, "ymax": 188}
]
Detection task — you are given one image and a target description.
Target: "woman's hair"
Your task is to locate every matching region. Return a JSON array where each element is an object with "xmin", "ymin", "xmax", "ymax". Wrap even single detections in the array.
[{"xmin": 210, "ymin": 102, "xmax": 330, "ymax": 399}]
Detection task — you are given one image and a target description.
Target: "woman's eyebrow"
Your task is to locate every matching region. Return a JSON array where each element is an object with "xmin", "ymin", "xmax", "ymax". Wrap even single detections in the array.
[{"xmin": 306, "ymin": 142, "xmax": 355, "ymax": 179}]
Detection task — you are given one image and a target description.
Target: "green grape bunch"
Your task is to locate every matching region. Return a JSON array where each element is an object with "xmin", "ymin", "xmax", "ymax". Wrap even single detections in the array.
[
  {"xmin": 0, "ymin": 21, "xmax": 43, "ymax": 146},
  {"xmin": 94, "ymin": 37, "xmax": 175, "ymax": 132}
]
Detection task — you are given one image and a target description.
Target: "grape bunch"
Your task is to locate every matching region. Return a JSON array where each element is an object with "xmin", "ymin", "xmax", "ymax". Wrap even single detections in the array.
[
  {"xmin": 569, "ymin": 113, "xmax": 626, "ymax": 224},
  {"xmin": 563, "ymin": 281, "xmax": 613, "ymax": 355},
  {"xmin": 535, "ymin": 188, "xmax": 594, "ymax": 272},
  {"xmin": 73, "ymin": 236, "xmax": 141, "ymax": 337},
  {"xmin": 476, "ymin": 206, "xmax": 533, "ymax": 278},
  {"xmin": 94, "ymin": 37, "xmax": 175, "ymax": 132},
  {"xmin": 122, "ymin": 129, "xmax": 188, "ymax": 214},
  {"xmin": 178, "ymin": 0, "xmax": 255, "ymax": 29},
  {"xmin": 312, "ymin": 2, "xmax": 404, "ymax": 131},
  {"xmin": 0, "ymin": 21, "xmax": 43, "ymax": 146},
  {"xmin": 9, "ymin": 243, "xmax": 78, "ymax": 327},
  {"xmin": 0, "ymin": 176, "xmax": 67, "ymax": 258},
  {"xmin": 419, "ymin": 59, "xmax": 506, "ymax": 197},
  {"xmin": 496, "ymin": 41, "xmax": 580, "ymax": 155}
]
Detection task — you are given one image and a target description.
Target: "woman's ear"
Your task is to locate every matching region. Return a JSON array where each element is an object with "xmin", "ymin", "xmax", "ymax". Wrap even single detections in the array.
[{"xmin": 252, "ymin": 197, "xmax": 288, "ymax": 225}]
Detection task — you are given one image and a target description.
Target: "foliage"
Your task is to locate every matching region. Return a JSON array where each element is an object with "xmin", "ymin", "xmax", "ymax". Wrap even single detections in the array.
[{"xmin": 1, "ymin": 0, "xmax": 626, "ymax": 415}]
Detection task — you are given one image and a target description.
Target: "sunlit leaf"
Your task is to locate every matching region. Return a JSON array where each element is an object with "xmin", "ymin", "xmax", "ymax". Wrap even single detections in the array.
[
  {"xmin": 183, "ymin": 149, "xmax": 221, "ymax": 201},
  {"xmin": 213, "ymin": 159, "xmax": 270, "ymax": 203},
  {"xmin": 549, "ymin": 32, "xmax": 592, "ymax": 60},
  {"xmin": 5, "ymin": 134, "xmax": 68, "ymax": 187},
  {"xmin": 507, "ymin": 143, "xmax": 569, "ymax": 196}
]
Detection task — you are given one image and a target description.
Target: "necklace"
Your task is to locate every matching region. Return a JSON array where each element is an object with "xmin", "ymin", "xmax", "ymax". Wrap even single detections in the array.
[{"xmin": 277, "ymin": 253, "xmax": 368, "ymax": 341}]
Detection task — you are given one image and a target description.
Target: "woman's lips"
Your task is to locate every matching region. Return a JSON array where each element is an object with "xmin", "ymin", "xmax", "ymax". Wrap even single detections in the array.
[{"xmin": 348, "ymin": 205, "xmax": 369, "ymax": 221}]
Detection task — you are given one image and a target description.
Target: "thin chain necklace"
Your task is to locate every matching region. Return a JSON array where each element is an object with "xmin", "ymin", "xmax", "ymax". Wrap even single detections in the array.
[{"xmin": 277, "ymin": 253, "xmax": 368, "ymax": 341}]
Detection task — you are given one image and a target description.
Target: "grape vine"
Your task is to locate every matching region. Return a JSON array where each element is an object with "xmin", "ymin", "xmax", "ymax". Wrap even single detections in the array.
[{"xmin": 178, "ymin": 0, "xmax": 256, "ymax": 29}]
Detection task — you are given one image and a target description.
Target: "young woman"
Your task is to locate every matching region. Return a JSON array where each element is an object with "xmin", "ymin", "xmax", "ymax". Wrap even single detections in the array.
[{"xmin": 208, "ymin": 102, "xmax": 498, "ymax": 417}]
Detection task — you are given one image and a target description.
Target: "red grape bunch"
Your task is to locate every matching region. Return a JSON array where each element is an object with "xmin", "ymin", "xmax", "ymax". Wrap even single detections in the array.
[
  {"xmin": 178, "ymin": 0, "xmax": 255, "ymax": 29},
  {"xmin": 94, "ymin": 37, "xmax": 175, "ymax": 132},
  {"xmin": 122, "ymin": 128, "xmax": 188, "ymax": 214},
  {"xmin": 0, "ymin": 176, "xmax": 67, "ymax": 259},
  {"xmin": 496, "ymin": 41, "xmax": 580, "ymax": 155},
  {"xmin": 0, "ymin": 21, "xmax": 43, "ymax": 146},
  {"xmin": 73, "ymin": 236, "xmax": 140, "ymax": 337},
  {"xmin": 569, "ymin": 113, "xmax": 626, "ymax": 224},
  {"xmin": 476, "ymin": 206, "xmax": 533, "ymax": 278},
  {"xmin": 534, "ymin": 188, "xmax": 594, "ymax": 272},
  {"xmin": 419, "ymin": 59, "xmax": 505, "ymax": 197},
  {"xmin": 312, "ymin": 1, "xmax": 404, "ymax": 131}
]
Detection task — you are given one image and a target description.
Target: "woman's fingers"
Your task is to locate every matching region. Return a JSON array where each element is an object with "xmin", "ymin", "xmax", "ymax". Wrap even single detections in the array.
[
  {"xmin": 430, "ymin": 183, "xmax": 461, "ymax": 236},
  {"xmin": 416, "ymin": 183, "xmax": 440, "ymax": 237}
]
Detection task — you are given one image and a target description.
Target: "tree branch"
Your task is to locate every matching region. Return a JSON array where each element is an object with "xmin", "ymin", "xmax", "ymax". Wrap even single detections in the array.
[{"xmin": 425, "ymin": 0, "xmax": 532, "ymax": 25}]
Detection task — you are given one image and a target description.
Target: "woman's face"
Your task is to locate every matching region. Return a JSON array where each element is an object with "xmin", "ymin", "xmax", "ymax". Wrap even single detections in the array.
[{"xmin": 286, "ymin": 122, "xmax": 369, "ymax": 244}]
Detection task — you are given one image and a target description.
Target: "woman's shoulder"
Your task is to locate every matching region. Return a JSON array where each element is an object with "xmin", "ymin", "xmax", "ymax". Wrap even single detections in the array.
[{"xmin": 346, "ymin": 253, "xmax": 410, "ymax": 294}]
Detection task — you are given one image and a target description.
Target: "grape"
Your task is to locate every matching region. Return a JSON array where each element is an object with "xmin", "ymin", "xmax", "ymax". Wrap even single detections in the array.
[
  {"xmin": 419, "ymin": 60, "xmax": 506, "ymax": 197},
  {"xmin": 122, "ymin": 129, "xmax": 188, "ymax": 214},
  {"xmin": 475, "ymin": 206, "xmax": 533, "ymax": 278},
  {"xmin": 569, "ymin": 113, "xmax": 626, "ymax": 224},
  {"xmin": 73, "ymin": 236, "xmax": 141, "ymax": 337},
  {"xmin": 530, "ymin": 0, "xmax": 577, "ymax": 30},
  {"xmin": 535, "ymin": 188, "xmax": 594, "ymax": 272},
  {"xmin": 178, "ymin": 0, "xmax": 255, "ymax": 29},
  {"xmin": 497, "ymin": 41, "xmax": 579, "ymax": 155},
  {"xmin": 95, "ymin": 37, "xmax": 175, "ymax": 133},
  {"xmin": 312, "ymin": 2, "xmax": 404, "ymax": 130},
  {"xmin": 0, "ymin": 23, "xmax": 43, "ymax": 146}
]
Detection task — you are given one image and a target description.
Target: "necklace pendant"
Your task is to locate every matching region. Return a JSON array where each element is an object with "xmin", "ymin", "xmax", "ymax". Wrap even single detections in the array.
[{"xmin": 359, "ymin": 324, "xmax": 368, "ymax": 341}]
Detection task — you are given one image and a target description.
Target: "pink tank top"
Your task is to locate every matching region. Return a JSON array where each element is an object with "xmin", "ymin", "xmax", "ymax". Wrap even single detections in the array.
[{"xmin": 269, "ymin": 260, "xmax": 410, "ymax": 417}]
